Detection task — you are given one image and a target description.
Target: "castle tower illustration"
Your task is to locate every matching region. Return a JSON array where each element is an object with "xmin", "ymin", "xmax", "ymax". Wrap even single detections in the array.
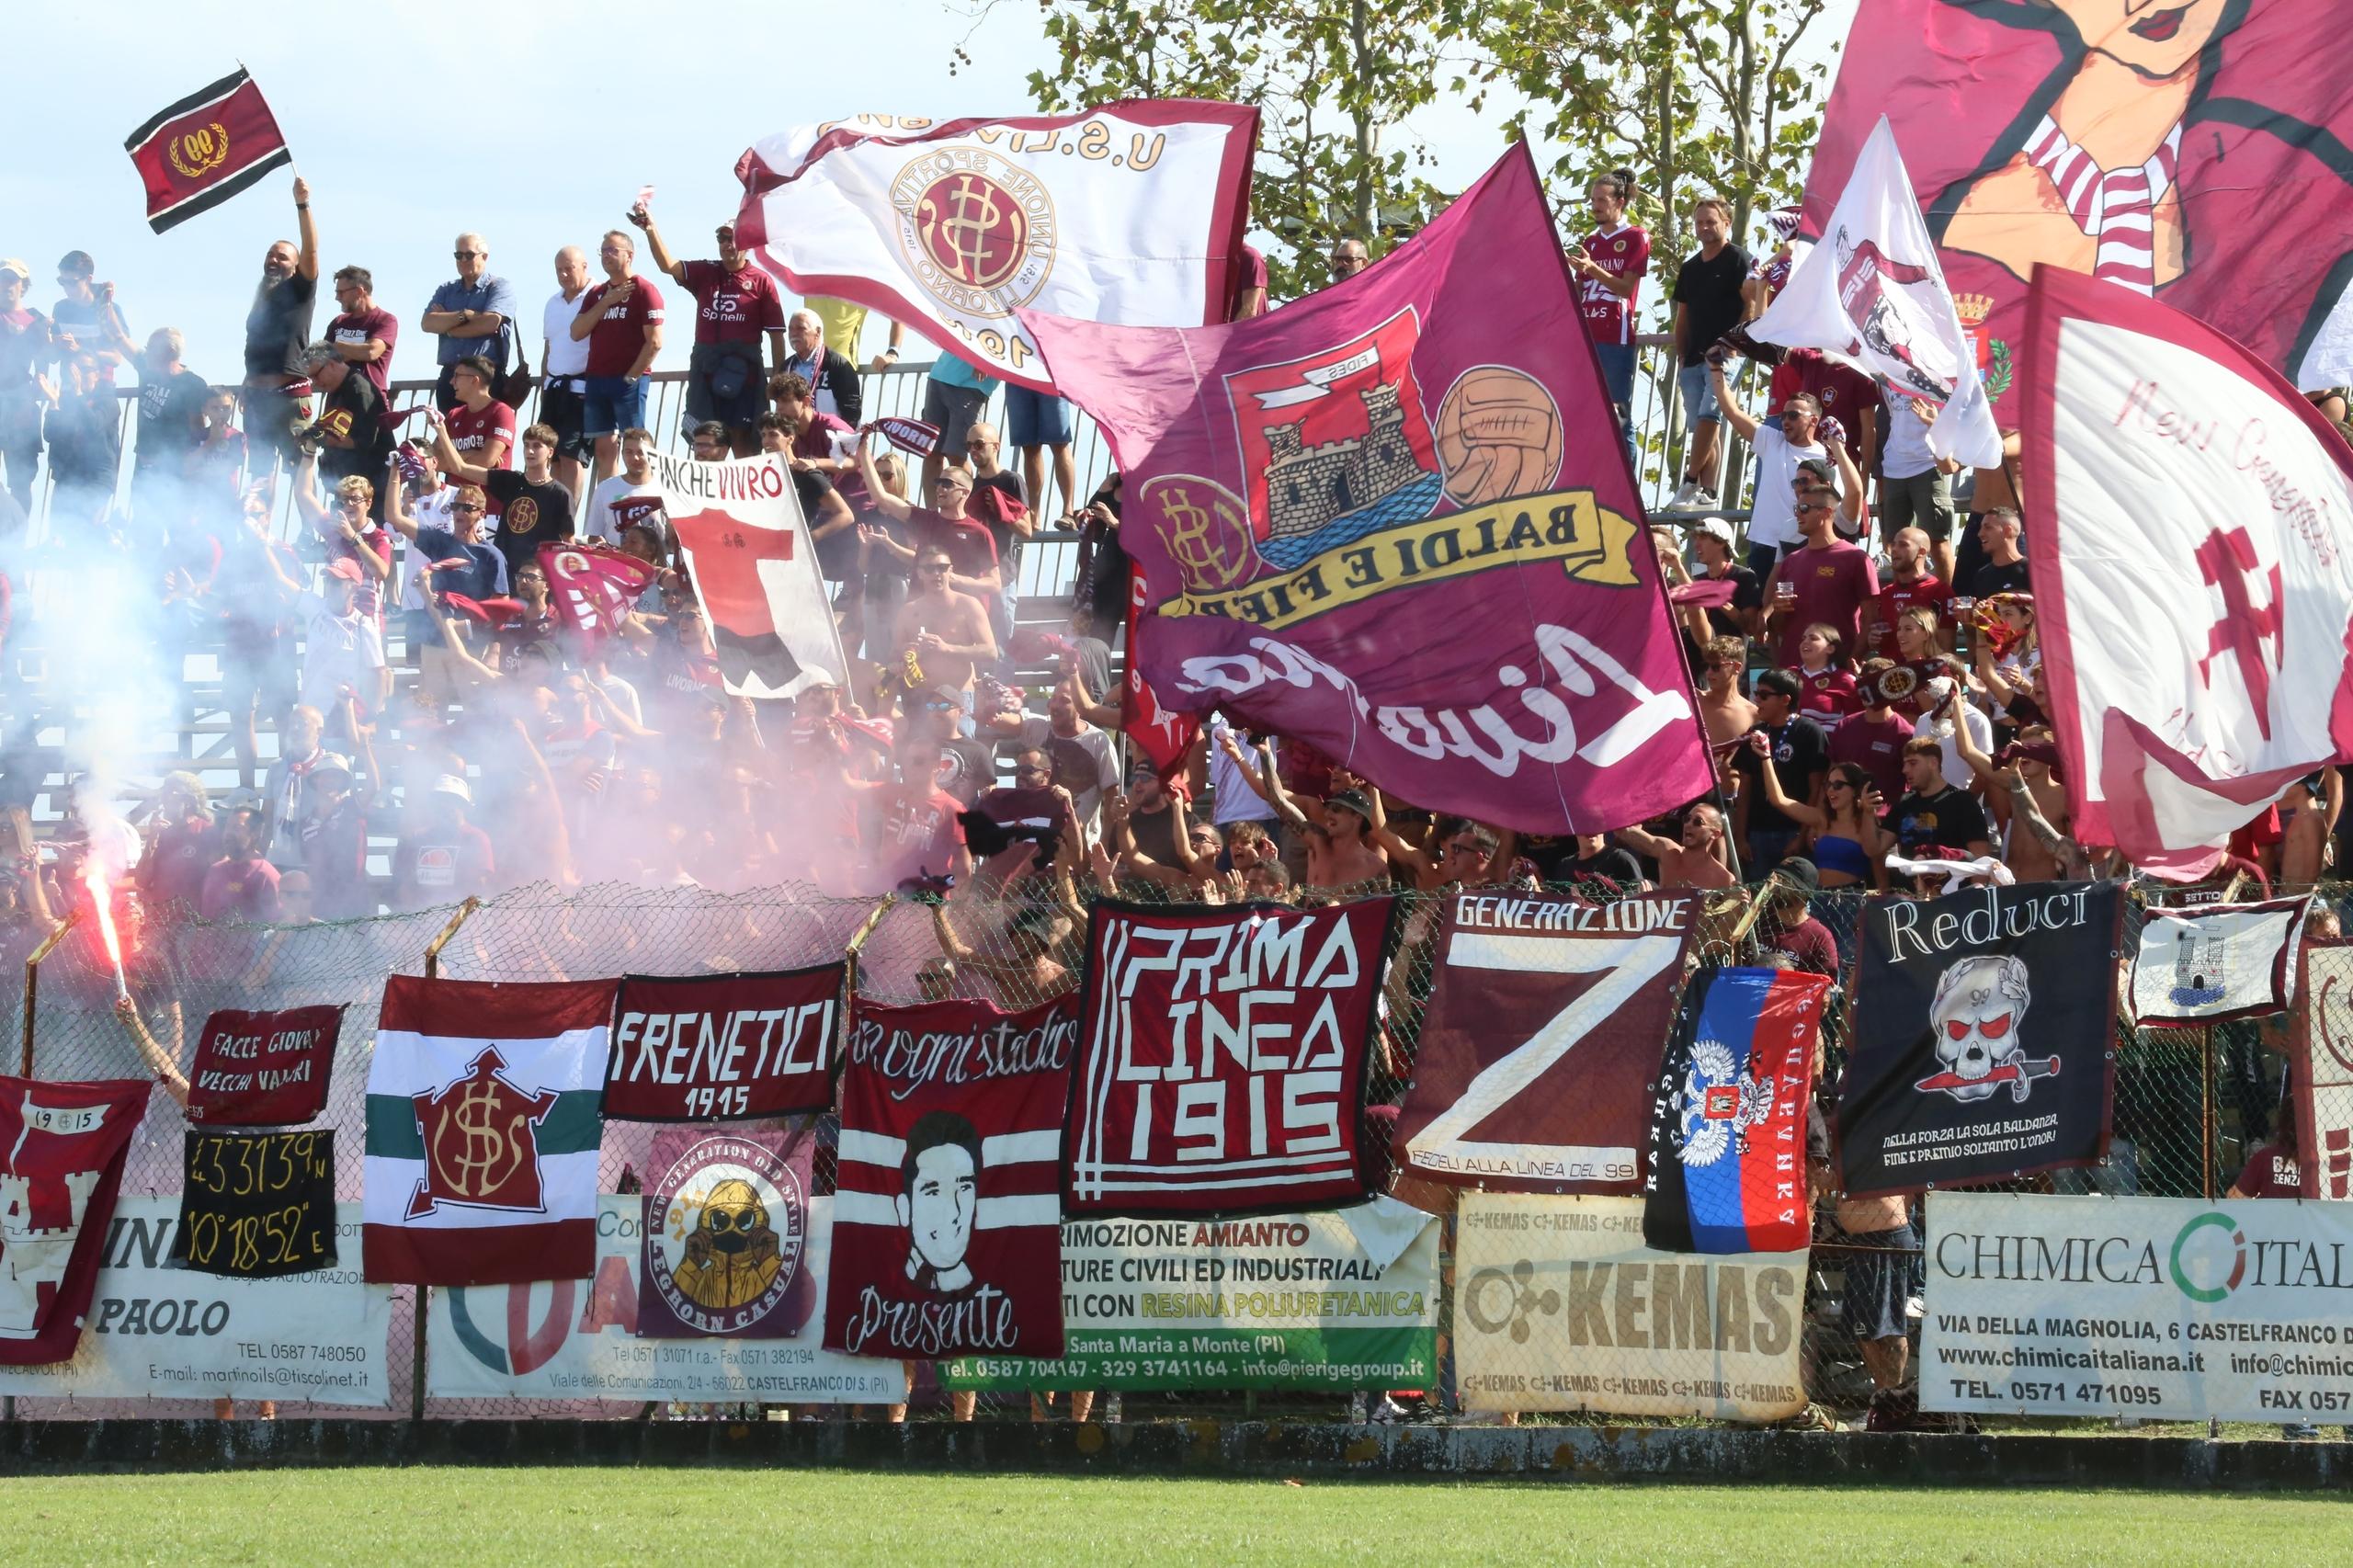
[
  {"xmin": 2169, "ymin": 926, "xmax": 2228, "ymax": 1006},
  {"xmin": 1263, "ymin": 382, "xmax": 1427, "ymax": 542}
]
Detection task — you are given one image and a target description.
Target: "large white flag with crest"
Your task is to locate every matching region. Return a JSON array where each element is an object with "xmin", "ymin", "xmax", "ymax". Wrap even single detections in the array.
[
  {"xmin": 1756, "ymin": 116, "xmax": 2003, "ymax": 470},
  {"xmin": 732, "ymin": 103, "xmax": 1257, "ymax": 391}
]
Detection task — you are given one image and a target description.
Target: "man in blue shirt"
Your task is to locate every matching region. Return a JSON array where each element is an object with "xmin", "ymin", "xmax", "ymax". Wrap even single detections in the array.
[{"xmin": 419, "ymin": 231, "xmax": 518, "ymax": 411}]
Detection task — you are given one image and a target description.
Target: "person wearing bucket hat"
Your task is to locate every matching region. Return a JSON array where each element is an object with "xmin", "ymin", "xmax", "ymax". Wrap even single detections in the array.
[
  {"xmin": 0, "ymin": 256, "xmax": 52, "ymax": 516},
  {"xmin": 1760, "ymin": 856, "xmax": 1839, "ymax": 974}
]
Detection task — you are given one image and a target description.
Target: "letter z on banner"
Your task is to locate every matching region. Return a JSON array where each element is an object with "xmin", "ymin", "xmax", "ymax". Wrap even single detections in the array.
[
  {"xmin": 660, "ymin": 452, "xmax": 847, "ymax": 700},
  {"xmin": 1392, "ymin": 892, "xmax": 1693, "ymax": 1192},
  {"xmin": 605, "ymin": 965, "xmax": 846, "ymax": 1121},
  {"xmin": 825, "ymin": 996, "xmax": 1077, "ymax": 1359},
  {"xmin": 1067, "ymin": 899, "xmax": 1396, "ymax": 1217}
]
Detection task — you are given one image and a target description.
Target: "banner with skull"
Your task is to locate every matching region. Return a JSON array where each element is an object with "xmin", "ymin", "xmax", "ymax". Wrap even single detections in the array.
[{"xmin": 1840, "ymin": 882, "xmax": 2124, "ymax": 1198}]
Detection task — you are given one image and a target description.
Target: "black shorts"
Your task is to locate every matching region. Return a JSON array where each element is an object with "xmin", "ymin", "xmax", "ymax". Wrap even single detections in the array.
[
  {"xmin": 1839, "ymin": 1223, "xmax": 1919, "ymax": 1343},
  {"xmin": 539, "ymin": 381, "xmax": 593, "ymax": 461}
]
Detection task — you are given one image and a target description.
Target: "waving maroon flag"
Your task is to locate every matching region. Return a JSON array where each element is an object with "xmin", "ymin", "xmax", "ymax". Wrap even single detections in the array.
[
  {"xmin": 125, "ymin": 69, "xmax": 291, "ymax": 233},
  {"xmin": 540, "ymin": 541, "xmax": 656, "ymax": 645}
]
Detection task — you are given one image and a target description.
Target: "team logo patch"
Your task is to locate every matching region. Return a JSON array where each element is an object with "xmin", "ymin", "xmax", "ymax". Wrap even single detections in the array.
[
  {"xmin": 640, "ymin": 1131, "xmax": 813, "ymax": 1337},
  {"xmin": 406, "ymin": 1049, "xmax": 557, "ymax": 1220},
  {"xmin": 891, "ymin": 149, "xmax": 1058, "ymax": 319},
  {"xmin": 166, "ymin": 121, "xmax": 230, "ymax": 181}
]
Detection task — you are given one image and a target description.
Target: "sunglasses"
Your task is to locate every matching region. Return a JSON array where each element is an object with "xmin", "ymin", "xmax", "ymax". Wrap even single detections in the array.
[
  {"xmin": 450, "ymin": 503, "xmax": 483, "ymax": 515},
  {"xmin": 1016, "ymin": 765, "xmax": 1050, "ymax": 779},
  {"xmin": 918, "ymin": 562, "xmax": 952, "ymax": 574},
  {"xmin": 454, "ymin": 250, "xmax": 482, "ymax": 260},
  {"xmin": 934, "ymin": 479, "xmax": 969, "ymax": 491}
]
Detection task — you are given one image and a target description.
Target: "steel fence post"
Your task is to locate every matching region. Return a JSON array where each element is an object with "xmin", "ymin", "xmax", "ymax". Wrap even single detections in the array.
[
  {"xmin": 411, "ymin": 896, "xmax": 482, "ymax": 1420},
  {"xmin": 21, "ymin": 908, "xmax": 81, "ymax": 1077}
]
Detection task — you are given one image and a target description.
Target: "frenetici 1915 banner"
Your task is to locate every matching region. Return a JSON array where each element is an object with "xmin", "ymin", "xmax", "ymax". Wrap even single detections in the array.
[
  {"xmin": 605, "ymin": 966, "xmax": 845, "ymax": 1121},
  {"xmin": 1025, "ymin": 144, "xmax": 1710, "ymax": 835},
  {"xmin": 1392, "ymin": 891, "xmax": 1692, "ymax": 1192},
  {"xmin": 1067, "ymin": 899, "xmax": 1395, "ymax": 1217},
  {"xmin": 1842, "ymin": 882, "xmax": 2122, "ymax": 1198}
]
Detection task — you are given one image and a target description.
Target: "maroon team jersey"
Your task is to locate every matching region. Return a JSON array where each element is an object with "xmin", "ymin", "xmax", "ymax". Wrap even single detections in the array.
[
  {"xmin": 1576, "ymin": 224, "xmax": 1649, "ymax": 347},
  {"xmin": 677, "ymin": 261, "xmax": 784, "ymax": 347},
  {"xmin": 444, "ymin": 399, "xmax": 515, "ymax": 472},
  {"xmin": 581, "ymin": 274, "xmax": 665, "ymax": 377}
]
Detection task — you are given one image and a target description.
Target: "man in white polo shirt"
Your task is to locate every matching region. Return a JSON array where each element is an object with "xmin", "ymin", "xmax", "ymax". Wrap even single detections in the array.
[{"xmin": 540, "ymin": 244, "xmax": 594, "ymax": 502}]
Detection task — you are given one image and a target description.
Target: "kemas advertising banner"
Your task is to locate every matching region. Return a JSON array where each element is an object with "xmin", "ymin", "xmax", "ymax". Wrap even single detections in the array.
[
  {"xmin": 1026, "ymin": 144, "xmax": 1709, "ymax": 835},
  {"xmin": 0, "ymin": 1076, "xmax": 150, "ymax": 1366},
  {"xmin": 184, "ymin": 1005, "xmax": 343, "ymax": 1125},
  {"xmin": 605, "ymin": 967, "xmax": 846, "ymax": 1121},
  {"xmin": 944, "ymin": 1205, "xmax": 1439, "ymax": 1393},
  {"xmin": 661, "ymin": 452, "xmax": 847, "ymax": 701},
  {"xmin": 0, "ymin": 1199, "xmax": 393, "ymax": 1407},
  {"xmin": 2298, "ymin": 941, "xmax": 2353, "ymax": 1199},
  {"xmin": 638, "ymin": 1124, "xmax": 817, "ymax": 1339},
  {"xmin": 427, "ymin": 1196, "xmax": 901, "ymax": 1403},
  {"xmin": 2130, "ymin": 898, "xmax": 2310, "ymax": 1028},
  {"xmin": 825, "ymin": 996, "xmax": 1076, "ymax": 1360},
  {"xmin": 1924, "ymin": 1192, "xmax": 2353, "ymax": 1425},
  {"xmin": 1068, "ymin": 899, "xmax": 1395, "ymax": 1217},
  {"xmin": 1843, "ymin": 882, "xmax": 2123, "ymax": 1197},
  {"xmin": 1393, "ymin": 892, "xmax": 1692, "ymax": 1192},
  {"xmin": 1456, "ymin": 1195, "xmax": 1805, "ymax": 1420}
]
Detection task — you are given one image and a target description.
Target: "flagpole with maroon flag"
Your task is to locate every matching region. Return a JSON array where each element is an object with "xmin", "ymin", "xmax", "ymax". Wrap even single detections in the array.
[
  {"xmin": 1019, "ymin": 142, "xmax": 1710, "ymax": 835},
  {"xmin": 125, "ymin": 67, "xmax": 292, "ymax": 233}
]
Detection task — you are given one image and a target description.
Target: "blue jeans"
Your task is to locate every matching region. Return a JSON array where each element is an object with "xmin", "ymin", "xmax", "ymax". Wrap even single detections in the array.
[
  {"xmin": 1593, "ymin": 342, "xmax": 1637, "ymax": 470},
  {"xmin": 583, "ymin": 374, "xmax": 649, "ymax": 437},
  {"xmin": 1677, "ymin": 362, "xmax": 1721, "ymax": 429}
]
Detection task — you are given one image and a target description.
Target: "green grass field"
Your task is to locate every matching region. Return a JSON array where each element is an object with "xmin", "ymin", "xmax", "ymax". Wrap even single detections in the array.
[{"xmin": 2, "ymin": 1469, "xmax": 2347, "ymax": 1565}]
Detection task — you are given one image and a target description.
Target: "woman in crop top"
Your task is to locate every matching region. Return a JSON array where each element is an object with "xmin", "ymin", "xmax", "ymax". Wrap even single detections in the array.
[{"xmin": 1746, "ymin": 748, "xmax": 1889, "ymax": 891}]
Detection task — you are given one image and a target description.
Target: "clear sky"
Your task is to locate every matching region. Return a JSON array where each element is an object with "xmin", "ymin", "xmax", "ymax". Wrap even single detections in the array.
[{"xmin": 0, "ymin": 0, "xmax": 1855, "ymax": 379}]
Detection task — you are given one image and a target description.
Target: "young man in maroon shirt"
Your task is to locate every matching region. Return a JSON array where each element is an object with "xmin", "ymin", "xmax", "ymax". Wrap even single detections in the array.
[
  {"xmin": 856, "ymin": 437, "xmax": 1002, "ymax": 596},
  {"xmin": 1762, "ymin": 454, "xmax": 1875, "ymax": 666},
  {"xmin": 570, "ymin": 228, "xmax": 665, "ymax": 485},
  {"xmin": 441, "ymin": 354, "xmax": 515, "ymax": 477},
  {"xmin": 1866, "ymin": 525, "xmax": 1952, "ymax": 661},
  {"xmin": 634, "ymin": 205, "xmax": 784, "ymax": 456},
  {"xmin": 1828, "ymin": 659, "xmax": 1913, "ymax": 807}
]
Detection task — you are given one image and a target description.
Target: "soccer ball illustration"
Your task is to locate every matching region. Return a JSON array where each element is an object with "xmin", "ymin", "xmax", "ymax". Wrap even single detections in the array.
[{"xmin": 1434, "ymin": 366, "xmax": 1564, "ymax": 507}]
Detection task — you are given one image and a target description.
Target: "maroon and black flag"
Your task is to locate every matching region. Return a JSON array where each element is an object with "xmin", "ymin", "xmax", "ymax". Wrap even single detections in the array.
[{"xmin": 125, "ymin": 68, "xmax": 292, "ymax": 233}]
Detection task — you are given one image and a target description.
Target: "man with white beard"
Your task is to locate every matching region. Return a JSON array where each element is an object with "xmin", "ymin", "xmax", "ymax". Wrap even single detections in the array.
[{"xmin": 240, "ymin": 175, "xmax": 319, "ymax": 494}]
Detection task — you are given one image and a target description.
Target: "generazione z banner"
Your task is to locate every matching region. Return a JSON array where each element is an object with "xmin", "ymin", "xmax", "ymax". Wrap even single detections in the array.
[
  {"xmin": 943, "ymin": 1205, "xmax": 1439, "ymax": 1393},
  {"xmin": 1924, "ymin": 1192, "xmax": 2353, "ymax": 1425}
]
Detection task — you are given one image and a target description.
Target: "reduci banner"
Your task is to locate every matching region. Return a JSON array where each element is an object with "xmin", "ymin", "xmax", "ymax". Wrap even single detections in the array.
[
  {"xmin": 0, "ymin": 1199, "xmax": 393, "ymax": 1407},
  {"xmin": 943, "ymin": 1205, "xmax": 1439, "ymax": 1392},
  {"xmin": 1924, "ymin": 1192, "xmax": 2353, "ymax": 1425}
]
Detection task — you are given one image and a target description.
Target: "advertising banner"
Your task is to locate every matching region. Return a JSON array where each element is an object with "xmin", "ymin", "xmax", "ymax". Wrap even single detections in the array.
[
  {"xmin": 1455, "ymin": 1194, "xmax": 1806, "ymax": 1420},
  {"xmin": 1923, "ymin": 1192, "xmax": 2353, "ymax": 1424},
  {"xmin": 943, "ymin": 1204, "xmax": 1438, "ymax": 1392},
  {"xmin": 426, "ymin": 1196, "xmax": 902, "ymax": 1403},
  {"xmin": 0, "ymin": 1199, "xmax": 392, "ymax": 1406}
]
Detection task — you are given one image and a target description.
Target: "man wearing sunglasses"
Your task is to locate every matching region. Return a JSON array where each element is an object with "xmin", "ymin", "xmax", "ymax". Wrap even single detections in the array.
[
  {"xmin": 1758, "ymin": 445, "xmax": 1873, "ymax": 667},
  {"xmin": 420, "ymin": 232, "xmax": 517, "ymax": 412},
  {"xmin": 384, "ymin": 476, "xmax": 506, "ymax": 699},
  {"xmin": 890, "ymin": 544, "xmax": 996, "ymax": 731}
]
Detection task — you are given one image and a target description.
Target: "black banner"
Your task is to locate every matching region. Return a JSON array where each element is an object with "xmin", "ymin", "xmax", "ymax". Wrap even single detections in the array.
[
  {"xmin": 171, "ymin": 1130, "xmax": 337, "ymax": 1278},
  {"xmin": 1839, "ymin": 882, "xmax": 2122, "ymax": 1198}
]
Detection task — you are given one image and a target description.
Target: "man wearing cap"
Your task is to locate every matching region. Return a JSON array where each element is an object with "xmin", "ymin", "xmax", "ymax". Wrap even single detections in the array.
[
  {"xmin": 1687, "ymin": 517, "xmax": 1760, "ymax": 639},
  {"xmin": 419, "ymin": 232, "xmax": 518, "ymax": 413},
  {"xmin": 634, "ymin": 205, "xmax": 786, "ymax": 457},
  {"xmin": 393, "ymin": 774, "xmax": 495, "ymax": 908},
  {"xmin": 1306, "ymin": 788, "xmax": 1391, "ymax": 890},
  {"xmin": 50, "ymin": 252, "xmax": 129, "ymax": 384},
  {"xmin": 1760, "ymin": 858, "xmax": 1838, "ymax": 973},
  {"xmin": 1865, "ymin": 526, "xmax": 1951, "ymax": 662},
  {"xmin": 777, "ymin": 309, "xmax": 861, "ymax": 426},
  {"xmin": 1731, "ymin": 668, "xmax": 1828, "ymax": 872},
  {"xmin": 242, "ymin": 176, "xmax": 319, "ymax": 488}
]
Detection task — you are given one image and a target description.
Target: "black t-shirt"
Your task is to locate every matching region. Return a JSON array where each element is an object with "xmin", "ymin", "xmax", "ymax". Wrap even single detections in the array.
[
  {"xmin": 1733, "ymin": 715, "xmax": 1830, "ymax": 835},
  {"xmin": 244, "ymin": 273, "xmax": 316, "ymax": 380},
  {"xmin": 936, "ymin": 736, "xmax": 996, "ymax": 807},
  {"xmin": 134, "ymin": 366, "xmax": 210, "ymax": 472},
  {"xmin": 484, "ymin": 469, "xmax": 575, "ymax": 580},
  {"xmin": 1672, "ymin": 244, "xmax": 1753, "ymax": 366},
  {"xmin": 1961, "ymin": 558, "xmax": 2030, "ymax": 598},
  {"xmin": 318, "ymin": 372, "xmax": 392, "ymax": 480},
  {"xmin": 793, "ymin": 465, "xmax": 837, "ymax": 524},
  {"xmin": 1564, "ymin": 844, "xmax": 1643, "ymax": 891},
  {"xmin": 1890, "ymin": 785, "xmax": 1991, "ymax": 854},
  {"xmin": 1706, "ymin": 565, "xmax": 1762, "ymax": 636}
]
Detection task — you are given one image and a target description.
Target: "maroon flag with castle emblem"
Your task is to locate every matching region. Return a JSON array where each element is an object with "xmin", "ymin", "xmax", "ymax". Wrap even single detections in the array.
[
  {"xmin": 1023, "ymin": 145, "xmax": 1710, "ymax": 834},
  {"xmin": 125, "ymin": 69, "xmax": 292, "ymax": 233},
  {"xmin": 0, "ymin": 1077, "xmax": 151, "ymax": 1365}
]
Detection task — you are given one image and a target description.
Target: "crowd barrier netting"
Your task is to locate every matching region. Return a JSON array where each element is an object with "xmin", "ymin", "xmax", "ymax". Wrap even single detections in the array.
[{"xmin": 2, "ymin": 875, "xmax": 2318, "ymax": 1427}]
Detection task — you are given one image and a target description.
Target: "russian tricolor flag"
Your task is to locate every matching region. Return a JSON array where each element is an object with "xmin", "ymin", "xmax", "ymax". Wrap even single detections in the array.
[{"xmin": 1643, "ymin": 967, "xmax": 1830, "ymax": 1255}]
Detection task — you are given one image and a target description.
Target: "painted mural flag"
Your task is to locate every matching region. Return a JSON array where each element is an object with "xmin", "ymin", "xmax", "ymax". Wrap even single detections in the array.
[
  {"xmin": 605, "ymin": 966, "xmax": 846, "ymax": 1122},
  {"xmin": 1067, "ymin": 899, "xmax": 1394, "ymax": 1216},
  {"xmin": 1025, "ymin": 145, "xmax": 1709, "ymax": 834},
  {"xmin": 733, "ymin": 103, "xmax": 1258, "ymax": 392},
  {"xmin": 362, "ymin": 975, "xmax": 613, "ymax": 1287},
  {"xmin": 2130, "ymin": 898, "xmax": 2311, "ymax": 1027},
  {"xmin": 1392, "ymin": 891, "xmax": 1693, "ymax": 1192},
  {"xmin": 658, "ymin": 452, "xmax": 847, "ymax": 700},
  {"xmin": 1753, "ymin": 116, "xmax": 2002, "ymax": 469},
  {"xmin": 638, "ymin": 1123, "xmax": 819, "ymax": 1339},
  {"xmin": 184, "ymin": 1004, "xmax": 343, "ymax": 1126},
  {"xmin": 1641, "ymin": 967, "xmax": 1829, "ymax": 1256},
  {"xmin": 1842, "ymin": 882, "xmax": 2123, "ymax": 1198},
  {"xmin": 2022, "ymin": 267, "xmax": 2353, "ymax": 879},
  {"xmin": 825, "ymin": 996, "xmax": 1076, "ymax": 1360},
  {"xmin": 1803, "ymin": 0, "xmax": 2353, "ymax": 410},
  {"xmin": 125, "ymin": 68, "xmax": 292, "ymax": 233},
  {"xmin": 2298, "ymin": 940, "xmax": 2353, "ymax": 1200},
  {"xmin": 0, "ymin": 1077, "xmax": 150, "ymax": 1366}
]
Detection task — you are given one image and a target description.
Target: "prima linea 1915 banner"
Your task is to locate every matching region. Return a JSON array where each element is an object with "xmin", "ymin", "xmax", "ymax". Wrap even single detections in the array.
[{"xmin": 1923, "ymin": 1192, "xmax": 2353, "ymax": 1425}]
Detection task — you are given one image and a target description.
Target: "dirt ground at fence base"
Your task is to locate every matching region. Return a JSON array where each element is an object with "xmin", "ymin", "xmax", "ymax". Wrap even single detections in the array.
[{"xmin": 3, "ymin": 1469, "xmax": 2347, "ymax": 1565}]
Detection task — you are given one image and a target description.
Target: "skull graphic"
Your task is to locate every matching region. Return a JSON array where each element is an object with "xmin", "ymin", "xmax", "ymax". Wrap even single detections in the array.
[{"xmin": 1924, "ymin": 955, "xmax": 2031, "ymax": 1103}]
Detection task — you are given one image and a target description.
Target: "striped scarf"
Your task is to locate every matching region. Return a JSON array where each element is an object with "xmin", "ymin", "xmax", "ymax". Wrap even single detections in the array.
[{"xmin": 2023, "ymin": 117, "xmax": 2182, "ymax": 295}]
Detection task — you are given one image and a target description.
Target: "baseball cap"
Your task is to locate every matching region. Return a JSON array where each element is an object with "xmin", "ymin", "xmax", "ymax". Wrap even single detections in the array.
[
  {"xmin": 1794, "ymin": 457, "xmax": 1836, "ymax": 484},
  {"xmin": 1769, "ymin": 856, "xmax": 1819, "ymax": 892},
  {"xmin": 1688, "ymin": 516, "xmax": 1735, "ymax": 545},
  {"xmin": 324, "ymin": 558, "xmax": 366, "ymax": 583},
  {"xmin": 0, "ymin": 259, "xmax": 29, "ymax": 283},
  {"xmin": 312, "ymin": 753, "xmax": 354, "ymax": 782},
  {"xmin": 431, "ymin": 775, "xmax": 472, "ymax": 803},
  {"xmin": 1325, "ymin": 788, "xmax": 1373, "ymax": 821}
]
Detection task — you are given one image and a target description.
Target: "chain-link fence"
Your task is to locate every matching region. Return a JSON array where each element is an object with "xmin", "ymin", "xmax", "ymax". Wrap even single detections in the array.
[{"xmin": 3, "ymin": 875, "xmax": 2331, "ymax": 1427}]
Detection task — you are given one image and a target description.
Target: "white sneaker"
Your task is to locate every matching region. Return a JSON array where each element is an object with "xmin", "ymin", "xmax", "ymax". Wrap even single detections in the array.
[
  {"xmin": 1668, "ymin": 480, "xmax": 1703, "ymax": 510},
  {"xmin": 1695, "ymin": 486, "xmax": 1719, "ymax": 507}
]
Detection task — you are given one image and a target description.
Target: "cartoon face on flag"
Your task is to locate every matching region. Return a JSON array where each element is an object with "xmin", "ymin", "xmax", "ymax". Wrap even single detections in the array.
[
  {"xmin": 639, "ymin": 1125, "xmax": 817, "ymax": 1338},
  {"xmin": 1026, "ymin": 146, "xmax": 1710, "ymax": 835},
  {"xmin": 2022, "ymin": 269, "xmax": 2353, "ymax": 876}
]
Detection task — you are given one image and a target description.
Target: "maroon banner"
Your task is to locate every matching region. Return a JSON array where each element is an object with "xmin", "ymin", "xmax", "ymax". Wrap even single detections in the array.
[
  {"xmin": 824, "ymin": 996, "xmax": 1075, "ymax": 1359},
  {"xmin": 185, "ymin": 1005, "xmax": 344, "ymax": 1126},
  {"xmin": 1024, "ymin": 145, "xmax": 1710, "ymax": 835},
  {"xmin": 1121, "ymin": 562, "xmax": 1199, "ymax": 779},
  {"xmin": 0, "ymin": 1077, "xmax": 151, "ymax": 1365},
  {"xmin": 605, "ymin": 966, "xmax": 846, "ymax": 1122},
  {"xmin": 638, "ymin": 1123, "xmax": 819, "ymax": 1337},
  {"xmin": 1804, "ymin": 0, "xmax": 2353, "ymax": 416},
  {"xmin": 1066, "ymin": 899, "xmax": 1394, "ymax": 1217},
  {"xmin": 124, "ymin": 68, "xmax": 292, "ymax": 233},
  {"xmin": 540, "ymin": 542, "xmax": 658, "ymax": 646},
  {"xmin": 1392, "ymin": 892, "xmax": 1694, "ymax": 1192}
]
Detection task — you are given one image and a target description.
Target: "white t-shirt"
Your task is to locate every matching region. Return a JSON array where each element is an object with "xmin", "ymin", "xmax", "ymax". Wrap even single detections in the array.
[
  {"xmin": 543, "ymin": 290, "xmax": 591, "ymax": 379},
  {"xmin": 1746, "ymin": 423, "xmax": 1827, "ymax": 551},
  {"xmin": 1209, "ymin": 716, "xmax": 1278, "ymax": 825},
  {"xmin": 585, "ymin": 474, "xmax": 667, "ymax": 547},
  {"xmin": 1914, "ymin": 700, "xmax": 1995, "ymax": 793},
  {"xmin": 395, "ymin": 486, "xmax": 460, "ymax": 612},
  {"xmin": 299, "ymin": 592, "xmax": 388, "ymax": 720},
  {"xmin": 1881, "ymin": 392, "xmax": 1937, "ymax": 481},
  {"xmin": 1011, "ymin": 715, "xmax": 1118, "ymax": 837}
]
